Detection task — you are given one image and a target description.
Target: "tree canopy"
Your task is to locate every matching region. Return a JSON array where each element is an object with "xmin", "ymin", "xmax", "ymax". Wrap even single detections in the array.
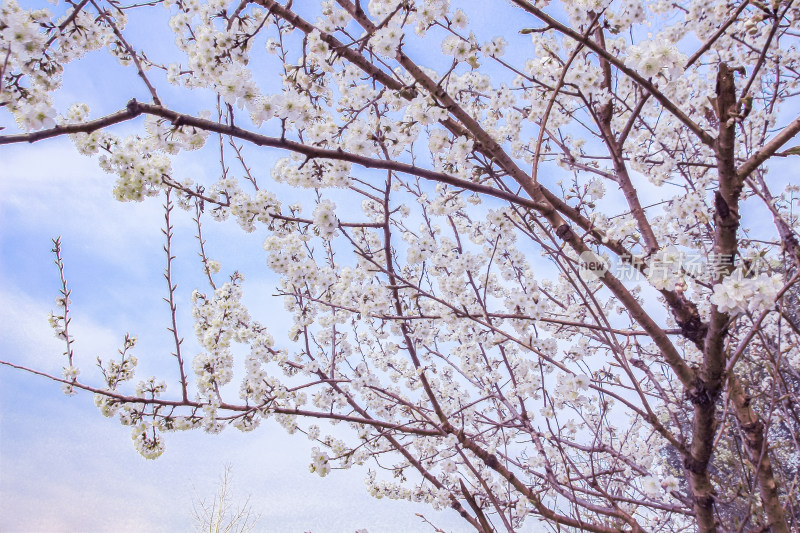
[{"xmin": 2, "ymin": 0, "xmax": 800, "ymax": 530}]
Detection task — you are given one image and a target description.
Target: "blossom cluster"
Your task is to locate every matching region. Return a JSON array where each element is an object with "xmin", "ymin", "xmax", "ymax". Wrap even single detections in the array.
[
  {"xmin": 710, "ymin": 271, "xmax": 784, "ymax": 315},
  {"xmin": 625, "ymin": 39, "xmax": 686, "ymax": 79},
  {"xmin": 1, "ymin": 0, "xmax": 55, "ymax": 130},
  {"xmin": 191, "ymin": 278, "xmax": 253, "ymax": 398},
  {"xmin": 1, "ymin": 0, "xmax": 116, "ymax": 130},
  {"xmin": 272, "ymin": 157, "xmax": 352, "ymax": 189},
  {"xmin": 312, "ymin": 199, "xmax": 339, "ymax": 239},
  {"xmin": 309, "ymin": 447, "xmax": 331, "ymax": 476}
]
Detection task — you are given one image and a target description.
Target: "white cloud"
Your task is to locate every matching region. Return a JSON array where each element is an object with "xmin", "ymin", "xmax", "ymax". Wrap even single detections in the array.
[
  {"xmin": 0, "ymin": 286, "xmax": 120, "ymax": 373},
  {"xmin": 0, "ymin": 139, "xmax": 167, "ymax": 276}
]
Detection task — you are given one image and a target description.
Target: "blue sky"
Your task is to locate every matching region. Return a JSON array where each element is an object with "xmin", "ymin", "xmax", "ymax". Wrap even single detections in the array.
[{"xmin": 0, "ymin": 1, "xmax": 488, "ymax": 530}]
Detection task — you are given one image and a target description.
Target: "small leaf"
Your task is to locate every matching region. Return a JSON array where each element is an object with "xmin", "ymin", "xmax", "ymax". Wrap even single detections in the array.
[{"xmin": 783, "ymin": 146, "xmax": 800, "ymax": 156}]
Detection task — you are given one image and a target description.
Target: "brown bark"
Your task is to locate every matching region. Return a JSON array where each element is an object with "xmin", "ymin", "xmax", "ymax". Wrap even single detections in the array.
[
  {"xmin": 729, "ymin": 376, "xmax": 790, "ymax": 533},
  {"xmin": 689, "ymin": 63, "xmax": 789, "ymax": 533}
]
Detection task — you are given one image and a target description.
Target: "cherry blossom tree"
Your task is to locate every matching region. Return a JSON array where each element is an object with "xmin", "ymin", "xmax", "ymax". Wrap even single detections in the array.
[{"xmin": 2, "ymin": 0, "xmax": 800, "ymax": 530}]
